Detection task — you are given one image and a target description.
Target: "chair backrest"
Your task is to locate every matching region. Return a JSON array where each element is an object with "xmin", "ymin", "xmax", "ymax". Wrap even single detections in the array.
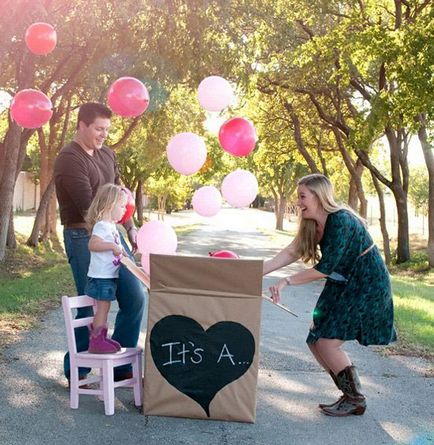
[{"xmin": 62, "ymin": 295, "xmax": 96, "ymax": 355}]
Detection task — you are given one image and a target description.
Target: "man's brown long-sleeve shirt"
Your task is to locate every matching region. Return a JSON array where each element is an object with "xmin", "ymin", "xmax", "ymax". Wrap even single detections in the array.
[{"xmin": 54, "ymin": 142, "xmax": 120, "ymax": 225}]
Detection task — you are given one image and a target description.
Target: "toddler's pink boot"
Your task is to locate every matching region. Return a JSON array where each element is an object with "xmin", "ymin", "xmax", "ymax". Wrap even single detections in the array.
[{"xmin": 88, "ymin": 325, "xmax": 120, "ymax": 353}]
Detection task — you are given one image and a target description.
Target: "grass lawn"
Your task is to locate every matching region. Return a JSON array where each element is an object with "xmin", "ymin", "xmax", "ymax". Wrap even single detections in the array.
[
  {"xmin": 0, "ymin": 236, "xmax": 75, "ymax": 351},
  {"xmin": 0, "ymin": 219, "xmax": 201, "ymax": 352}
]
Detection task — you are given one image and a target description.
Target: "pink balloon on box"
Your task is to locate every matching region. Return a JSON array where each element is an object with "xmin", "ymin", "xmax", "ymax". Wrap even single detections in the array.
[
  {"xmin": 141, "ymin": 253, "xmax": 151, "ymax": 275},
  {"xmin": 218, "ymin": 117, "xmax": 257, "ymax": 157},
  {"xmin": 209, "ymin": 250, "xmax": 239, "ymax": 259},
  {"xmin": 25, "ymin": 22, "xmax": 57, "ymax": 55},
  {"xmin": 166, "ymin": 132, "xmax": 207, "ymax": 175},
  {"xmin": 221, "ymin": 169, "xmax": 258, "ymax": 208},
  {"xmin": 10, "ymin": 89, "xmax": 53, "ymax": 129},
  {"xmin": 197, "ymin": 76, "xmax": 234, "ymax": 112},
  {"xmin": 192, "ymin": 186, "xmax": 222, "ymax": 217},
  {"xmin": 136, "ymin": 220, "xmax": 177, "ymax": 255},
  {"xmin": 107, "ymin": 77, "xmax": 149, "ymax": 117}
]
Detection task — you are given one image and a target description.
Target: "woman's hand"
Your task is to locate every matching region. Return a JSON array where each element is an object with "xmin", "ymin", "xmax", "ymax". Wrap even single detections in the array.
[{"xmin": 269, "ymin": 278, "xmax": 288, "ymax": 304}]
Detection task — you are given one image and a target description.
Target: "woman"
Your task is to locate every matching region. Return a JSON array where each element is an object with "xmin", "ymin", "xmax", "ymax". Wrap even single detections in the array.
[{"xmin": 264, "ymin": 174, "xmax": 396, "ymax": 417}]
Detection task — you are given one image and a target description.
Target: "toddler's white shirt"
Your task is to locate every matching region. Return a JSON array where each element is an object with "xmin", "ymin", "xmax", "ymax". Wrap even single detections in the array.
[{"xmin": 88, "ymin": 221, "xmax": 121, "ymax": 278}]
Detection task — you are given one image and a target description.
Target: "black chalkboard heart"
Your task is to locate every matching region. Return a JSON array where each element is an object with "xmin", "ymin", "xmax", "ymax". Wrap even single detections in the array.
[{"xmin": 150, "ymin": 315, "xmax": 255, "ymax": 417}]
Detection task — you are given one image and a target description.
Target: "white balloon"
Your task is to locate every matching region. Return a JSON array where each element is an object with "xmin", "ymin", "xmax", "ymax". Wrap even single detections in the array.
[
  {"xmin": 197, "ymin": 76, "xmax": 235, "ymax": 112},
  {"xmin": 166, "ymin": 132, "xmax": 207, "ymax": 176},
  {"xmin": 221, "ymin": 169, "xmax": 258, "ymax": 208},
  {"xmin": 192, "ymin": 186, "xmax": 222, "ymax": 217}
]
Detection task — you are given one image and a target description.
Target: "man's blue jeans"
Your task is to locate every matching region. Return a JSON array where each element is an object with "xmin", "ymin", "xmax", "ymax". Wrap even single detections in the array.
[{"xmin": 63, "ymin": 228, "xmax": 146, "ymax": 379}]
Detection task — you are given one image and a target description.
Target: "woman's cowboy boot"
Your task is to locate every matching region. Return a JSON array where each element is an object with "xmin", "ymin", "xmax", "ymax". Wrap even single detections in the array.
[
  {"xmin": 318, "ymin": 371, "xmax": 346, "ymax": 409},
  {"xmin": 88, "ymin": 325, "xmax": 120, "ymax": 353},
  {"xmin": 321, "ymin": 365, "xmax": 366, "ymax": 416}
]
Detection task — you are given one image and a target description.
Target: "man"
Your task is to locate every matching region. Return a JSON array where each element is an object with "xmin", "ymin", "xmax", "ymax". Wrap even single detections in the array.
[{"xmin": 54, "ymin": 102, "xmax": 146, "ymax": 383}]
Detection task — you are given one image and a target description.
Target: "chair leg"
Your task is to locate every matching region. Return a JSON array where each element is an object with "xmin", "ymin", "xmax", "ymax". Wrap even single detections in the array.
[
  {"xmin": 132, "ymin": 351, "xmax": 143, "ymax": 407},
  {"xmin": 70, "ymin": 367, "xmax": 79, "ymax": 409},
  {"xmin": 97, "ymin": 367, "xmax": 104, "ymax": 402},
  {"xmin": 102, "ymin": 360, "xmax": 115, "ymax": 416}
]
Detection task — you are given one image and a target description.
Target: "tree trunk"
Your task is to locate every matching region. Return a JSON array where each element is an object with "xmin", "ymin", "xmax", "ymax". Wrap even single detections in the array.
[
  {"xmin": 6, "ymin": 212, "xmax": 17, "ymax": 249},
  {"xmin": 385, "ymin": 127, "xmax": 410, "ymax": 263},
  {"xmin": 0, "ymin": 124, "xmax": 22, "ymax": 261},
  {"xmin": 136, "ymin": 180, "xmax": 143, "ymax": 226},
  {"xmin": 26, "ymin": 178, "xmax": 55, "ymax": 246},
  {"xmin": 275, "ymin": 195, "xmax": 287, "ymax": 231},
  {"xmin": 417, "ymin": 114, "xmax": 434, "ymax": 267},
  {"xmin": 371, "ymin": 172, "xmax": 391, "ymax": 265}
]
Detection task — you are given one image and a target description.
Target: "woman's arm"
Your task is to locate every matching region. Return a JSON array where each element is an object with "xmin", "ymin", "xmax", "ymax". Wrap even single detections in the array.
[
  {"xmin": 263, "ymin": 240, "xmax": 301, "ymax": 275},
  {"xmin": 269, "ymin": 267, "xmax": 327, "ymax": 303}
]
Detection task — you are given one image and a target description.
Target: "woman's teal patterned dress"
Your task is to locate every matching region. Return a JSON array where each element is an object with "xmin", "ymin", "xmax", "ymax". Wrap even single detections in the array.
[{"xmin": 307, "ymin": 209, "xmax": 397, "ymax": 346}]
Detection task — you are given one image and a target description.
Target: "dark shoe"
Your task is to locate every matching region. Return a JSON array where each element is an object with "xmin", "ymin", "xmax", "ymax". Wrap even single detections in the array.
[
  {"xmin": 320, "ymin": 365, "xmax": 366, "ymax": 417},
  {"xmin": 114, "ymin": 371, "xmax": 133, "ymax": 382},
  {"xmin": 319, "ymin": 395, "xmax": 346, "ymax": 410},
  {"xmin": 321, "ymin": 396, "xmax": 366, "ymax": 416},
  {"xmin": 67, "ymin": 374, "xmax": 90, "ymax": 389},
  {"xmin": 319, "ymin": 371, "xmax": 343, "ymax": 409}
]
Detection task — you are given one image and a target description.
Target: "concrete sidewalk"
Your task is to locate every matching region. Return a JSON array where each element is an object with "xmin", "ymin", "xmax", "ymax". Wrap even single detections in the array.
[{"xmin": 0, "ymin": 209, "xmax": 433, "ymax": 445}]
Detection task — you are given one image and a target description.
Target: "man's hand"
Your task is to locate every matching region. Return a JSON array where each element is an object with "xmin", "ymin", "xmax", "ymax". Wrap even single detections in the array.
[{"xmin": 127, "ymin": 227, "xmax": 138, "ymax": 254}]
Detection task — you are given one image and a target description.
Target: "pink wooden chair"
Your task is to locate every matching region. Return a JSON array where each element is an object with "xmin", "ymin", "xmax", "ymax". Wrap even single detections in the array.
[{"xmin": 62, "ymin": 295, "xmax": 143, "ymax": 415}]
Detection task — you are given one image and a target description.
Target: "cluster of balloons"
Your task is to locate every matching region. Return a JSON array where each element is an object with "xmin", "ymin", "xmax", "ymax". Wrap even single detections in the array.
[
  {"xmin": 136, "ymin": 220, "xmax": 178, "ymax": 274},
  {"xmin": 10, "ymin": 23, "xmax": 150, "ymax": 129},
  {"xmin": 166, "ymin": 75, "xmax": 259, "ymax": 218},
  {"xmin": 9, "ymin": 22, "xmax": 57, "ymax": 129}
]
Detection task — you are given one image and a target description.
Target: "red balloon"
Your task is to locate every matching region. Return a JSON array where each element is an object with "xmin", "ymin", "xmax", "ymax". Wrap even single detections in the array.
[
  {"xmin": 218, "ymin": 117, "xmax": 257, "ymax": 157},
  {"xmin": 107, "ymin": 77, "xmax": 150, "ymax": 117},
  {"xmin": 25, "ymin": 22, "xmax": 57, "ymax": 55},
  {"xmin": 118, "ymin": 188, "xmax": 136, "ymax": 224},
  {"xmin": 10, "ymin": 89, "xmax": 53, "ymax": 129},
  {"xmin": 209, "ymin": 250, "xmax": 239, "ymax": 259}
]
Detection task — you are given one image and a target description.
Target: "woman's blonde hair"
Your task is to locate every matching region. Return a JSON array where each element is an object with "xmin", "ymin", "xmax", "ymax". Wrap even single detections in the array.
[
  {"xmin": 85, "ymin": 183, "xmax": 126, "ymax": 230},
  {"xmin": 294, "ymin": 173, "xmax": 364, "ymax": 263}
]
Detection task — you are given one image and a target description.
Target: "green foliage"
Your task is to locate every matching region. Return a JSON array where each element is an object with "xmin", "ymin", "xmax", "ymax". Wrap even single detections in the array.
[{"xmin": 408, "ymin": 166, "xmax": 429, "ymax": 216}]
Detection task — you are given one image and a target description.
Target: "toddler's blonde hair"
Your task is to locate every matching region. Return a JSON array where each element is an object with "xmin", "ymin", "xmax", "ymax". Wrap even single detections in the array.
[{"xmin": 85, "ymin": 183, "xmax": 126, "ymax": 230}]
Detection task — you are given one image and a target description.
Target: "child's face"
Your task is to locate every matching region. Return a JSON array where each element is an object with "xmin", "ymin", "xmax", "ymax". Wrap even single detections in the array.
[{"xmin": 111, "ymin": 194, "xmax": 127, "ymax": 222}]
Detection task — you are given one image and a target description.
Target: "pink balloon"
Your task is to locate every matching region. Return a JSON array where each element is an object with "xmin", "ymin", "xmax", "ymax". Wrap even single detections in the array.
[
  {"xmin": 192, "ymin": 186, "xmax": 222, "ymax": 217},
  {"xmin": 221, "ymin": 169, "xmax": 258, "ymax": 208},
  {"xmin": 25, "ymin": 22, "xmax": 57, "ymax": 55},
  {"xmin": 10, "ymin": 89, "xmax": 53, "ymax": 129},
  {"xmin": 218, "ymin": 117, "xmax": 257, "ymax": 157},
  {"xmin": 117, "ymin": 188, "xmax": 135, "ymax": 224},
  {"xmin": 136, "ymin": 220, "xmax": 177, "ymax": 255},
  {"xmin": 209, "ymin": 250, "xmax": 239, "ymax": 259},
  {"xmin": 141, "ymin": 253, "xmax": 150, "ymax": 275},
  {"xmin": 198, "ymin": 76, "xmax": 234, "ymax": 112},
  {"xmin": 107, "ymin": 77, "xmax": 149, "ymax": 117},
  {"xmin": 166, "ymin": 132, "xmax": 207, "ymax": 175}
]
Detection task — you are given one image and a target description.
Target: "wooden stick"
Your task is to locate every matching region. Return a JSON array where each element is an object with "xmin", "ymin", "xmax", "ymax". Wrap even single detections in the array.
[
  {"xmin": 120, "ymin": 256, "xmax": 150, "ymax": 289},
  {"xmin": 261, "ymin": 294, "xmax": 298, "ymax": 317}
]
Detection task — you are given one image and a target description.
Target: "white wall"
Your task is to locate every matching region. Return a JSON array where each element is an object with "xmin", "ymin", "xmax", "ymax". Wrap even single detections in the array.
[{"xmin": 13, "ymin": 171, "xmax": 40, "ymax": 211}]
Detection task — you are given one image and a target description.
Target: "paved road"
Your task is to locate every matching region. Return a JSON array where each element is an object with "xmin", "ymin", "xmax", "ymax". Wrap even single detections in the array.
[{"xmin": 0, "ymin": 208, "xmax": 433, "ymax": 445}]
